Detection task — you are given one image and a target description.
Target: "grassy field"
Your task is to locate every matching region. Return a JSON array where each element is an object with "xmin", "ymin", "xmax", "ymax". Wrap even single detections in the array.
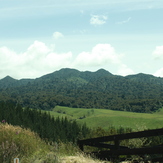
[{"xmin": 45, "ymin": 106, "xmax": 163, "ymax": 130}]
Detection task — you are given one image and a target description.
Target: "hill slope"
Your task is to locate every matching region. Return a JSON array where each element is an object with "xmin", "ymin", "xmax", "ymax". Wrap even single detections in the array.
[
  {"xmin": 50, "ymin": 106, "xmax": 163, "ymax": 130},
  {"xmin": 0, "ymin": 68, "xmax": 163, "ymax": 113}
]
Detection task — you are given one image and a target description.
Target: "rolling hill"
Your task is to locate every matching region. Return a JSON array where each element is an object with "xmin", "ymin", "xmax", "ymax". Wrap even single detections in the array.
[{"xmin": 47, "ymin": 105, "xmax": 163, "ymax": 130}]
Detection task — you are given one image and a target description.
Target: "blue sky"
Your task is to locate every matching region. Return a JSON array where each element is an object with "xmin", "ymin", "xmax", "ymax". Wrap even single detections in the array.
[{"xmin": 0, "ymin": 0, "xmax": 163, "ymax": 79}]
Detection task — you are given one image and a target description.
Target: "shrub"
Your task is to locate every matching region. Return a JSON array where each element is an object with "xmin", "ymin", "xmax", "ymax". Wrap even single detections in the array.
[{"xmin": 0, "ymin": 123, "xmax": 59, "ymax": 163}]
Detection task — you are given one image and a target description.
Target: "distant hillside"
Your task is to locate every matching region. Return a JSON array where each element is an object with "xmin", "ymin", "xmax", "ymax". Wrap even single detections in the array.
[
  {"xmin": 0, "ymin": 76, "xmax": 33, "ymax": 89},
  {"xmin": 0, "ymin": 68, "xmax": 163, "ymax": 113},
  {"xmin": 0, "ymin": 76, "xmax": 17, "ymax": 88},
  {"xmin": 126, "ymin": 73, "xmax": 163, "ymax": 85}
]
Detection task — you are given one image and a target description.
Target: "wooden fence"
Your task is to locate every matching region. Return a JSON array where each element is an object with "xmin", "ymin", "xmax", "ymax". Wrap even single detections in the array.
[{"xmin": 77, "ymin": 128, "xmax": 163, "ymax": 162}]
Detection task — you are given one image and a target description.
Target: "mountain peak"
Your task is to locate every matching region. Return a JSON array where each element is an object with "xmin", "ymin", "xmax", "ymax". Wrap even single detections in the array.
[
  {"xmin": 1, "ymin": 75, "xmax": 16, "ymax": 81},
  {"xmin": 95, "ymin": 69, "xmax": 112, "ymax": 75},
  {"xmin": 58, "ymin": 68, "xmax": 80, "ymax": 74},
  {"xmin": 125, "ymin": 73, "xmax": 163, "ymax": 84},
  {"xmin": 126, "ymin": 73, "xmax": 155, "ymax": 79},
  {"xmin": 0, "ymin": 76, "xmax": 17, "ymax": 88}
]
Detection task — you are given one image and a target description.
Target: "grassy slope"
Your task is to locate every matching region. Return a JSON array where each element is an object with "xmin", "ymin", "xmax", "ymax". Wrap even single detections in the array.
[{"xmin": 45, "ymin": 106, "xmax": 163, "ymax": 130}]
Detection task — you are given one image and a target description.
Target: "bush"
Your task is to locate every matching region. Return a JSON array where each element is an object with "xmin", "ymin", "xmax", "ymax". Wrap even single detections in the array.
[{"xmin": 0, "ymin": 122, "xmax": 59, "ymax": 163}]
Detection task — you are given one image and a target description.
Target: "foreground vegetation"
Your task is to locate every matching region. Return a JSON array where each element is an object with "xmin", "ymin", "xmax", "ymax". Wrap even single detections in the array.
[
  {"xmin": 0, "ymin": 123, "xmax": 108, "ymax": 163},
  {"xmin": 0, "ymin": 101, "xmax": 109, "ymax": 162},
  {"xmin": 0, "ymin": 122, "xmax": 57, "ymax": 163},
  {"xmin": 1, "ymin": 101, "xmax": 163, "ymax": 162},
  {"xmin": 1, "ymin": 117, "xmax": 163, "ymax": 163}
]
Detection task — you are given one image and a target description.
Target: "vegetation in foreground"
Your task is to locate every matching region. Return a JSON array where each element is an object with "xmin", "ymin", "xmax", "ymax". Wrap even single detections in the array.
[
  {"xmin": 1, "ymin": 101, "xmax": 163, "ymax": 162},
  {"xmin": 1, "ymin": 121, "xmax": 163, "ymax": 163},
  {"xmin": 0, "ymin": 122, "xmax": 109, "ymax": 163},
  {"xmin": 0, "ymin": 122, "xmax": 57, "ymax": 163}
]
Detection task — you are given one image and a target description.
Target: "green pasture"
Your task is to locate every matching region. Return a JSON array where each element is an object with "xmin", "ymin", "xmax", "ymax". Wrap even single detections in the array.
[{"xmin": 45, "ymin": 106, "xmax": 163, "ymax": 130}]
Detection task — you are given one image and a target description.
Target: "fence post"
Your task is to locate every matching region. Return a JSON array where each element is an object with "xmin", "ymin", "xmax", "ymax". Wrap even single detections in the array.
[
  {"xmin": 114, "ymin": 139, "xmax": 119, "ymax": 149},
  {"xmin": 77, "ymin": 140, "xmax": 84, "ymax": 151},
  {"xmin": 111, "ymin": 138, "xmax": 120, "ymax": 163}
]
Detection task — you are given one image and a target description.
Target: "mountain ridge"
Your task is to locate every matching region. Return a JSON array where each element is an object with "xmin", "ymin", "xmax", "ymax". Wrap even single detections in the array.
[
  {"xmin": 0, "ymin": 68, "xmax": 162, "ymax": 81},
  {"xmin": 0, "ymin": 68, "xmax": 163, "ymax": 113}
]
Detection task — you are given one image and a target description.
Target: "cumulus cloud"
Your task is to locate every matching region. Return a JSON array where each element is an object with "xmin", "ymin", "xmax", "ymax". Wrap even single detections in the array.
[
  {"xmin": 73, "ymin": 44, "xmax": 121, "ymax": 67},
  {"xmin": 90, "ymin": 14, "xmax": 107, "ymax": 25},
  {"xmin": 152, "ymin": 45, "xmax": 163, "ymax": 77},
  {"xmin": 0, "ymin": 47, "xmax": 18, "ymax": 66},
  {"xmin": 152, "ymin": 45, "xmax": 163, "ymax": 59},
  {"xmin": 53, "ymin": 31, "xmax": 64, "ymax": 39},
  {"xmin": 0, "ymin": 41, "xmax": 134, "ymax": 79},
  {"xmin": 72, "ymin": 44, "xmax": 135, "ymax": 76},
  {"xmin": 117, "ymin": 64, "xmax": 134, "ymax": 76},
  {"xmin": 0, "ymin": 46, "xmax": 20, "ymax": 76},
  {"xmin": 154, "ymin": 68, "xmax": 163, "ymax": 77},
  {"xmin": 0, "ymin": 41, "xmax": 72, "ymax": 79}
]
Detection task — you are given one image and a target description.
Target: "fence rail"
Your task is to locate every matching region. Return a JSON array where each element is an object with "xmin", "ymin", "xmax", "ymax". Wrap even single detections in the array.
[{"xmin": 77, "ymin": 128, "xmax": 163, "ymax": 162}]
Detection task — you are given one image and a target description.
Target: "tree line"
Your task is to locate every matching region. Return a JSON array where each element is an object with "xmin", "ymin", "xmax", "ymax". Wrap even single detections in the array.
[{"xmin": 0, "ymin": 101, "xmax": 90, "ymax": 143}]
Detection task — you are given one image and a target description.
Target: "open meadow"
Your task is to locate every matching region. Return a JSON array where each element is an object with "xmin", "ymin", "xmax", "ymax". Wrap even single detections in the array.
[{"xmin": 46, "ymin": 106, "xmax": 163, "ymax": 130}]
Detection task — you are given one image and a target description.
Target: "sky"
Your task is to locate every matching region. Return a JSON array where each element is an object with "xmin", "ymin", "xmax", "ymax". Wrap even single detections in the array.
[{"xmin": 0, "ymin": 0, "xmax": 163, "ymax": 79}]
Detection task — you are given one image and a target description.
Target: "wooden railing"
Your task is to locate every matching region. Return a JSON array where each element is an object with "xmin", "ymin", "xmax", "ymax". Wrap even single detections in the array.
[{"xmin": 77, "ymin": 128, "xmax": 163, "ymax": 162}]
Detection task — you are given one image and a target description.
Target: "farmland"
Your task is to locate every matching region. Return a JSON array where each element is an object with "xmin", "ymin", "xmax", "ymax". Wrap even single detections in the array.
[{"xmin": 46, "ymin": 106, "xmax": 163, "ymax": 130}]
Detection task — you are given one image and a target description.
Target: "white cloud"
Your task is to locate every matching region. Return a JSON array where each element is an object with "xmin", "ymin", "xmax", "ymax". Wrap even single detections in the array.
[
  {"xmin": 90, "ymin": 15, "xmax": 107, "ymax": 25},
  {"xmin": 45, "ymin": 52, "xmax": 72, "ymax": 68},
  {"xmin": 53, "ymin": 32, "xmax": 64, "ymax": 39},
  {"xmin": 0, "ymin": 41, "xmax": 72, "ymax": 79},
  {"xmin": 152, "ymin": 45, "xmax": 163, "ymax": 59},
  {"xmin": 0, "ymin": 41, "xmax": 134, "ymax": 79},
  {"xmin": 0, "ymin": 46, "xmax": 20, "ymax": 73},
  {"xmin": 72, "ymin": 44, "xmax": 134, "ymax": 76},
  {"xmin": 73, "ymin": 44, "xmax": 121, "ymax": 67},
  {"xmin": 117, "ymin": 64, "xmax": 134, "ymax": 76},
  {"xmin": 154, "ymin": 68, "xmax": 163, "ymax": 77},
  {"xmin": 116, "ymin": 17, "xmax": 131, "ymax": 24},
  {"xmin": 152, "ymin": 45, "xmax": 163, "ymax": 77},
  {"xmin": 25, "ymin": 41, "xmax": 50, "ymax": 59}
]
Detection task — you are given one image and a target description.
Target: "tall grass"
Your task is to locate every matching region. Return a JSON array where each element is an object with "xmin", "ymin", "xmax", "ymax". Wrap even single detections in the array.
[
  {"xmin": 0, "ymin": 122, "xmax": 107, "ymax": 163},
  {"xmin": 0, "ymin": 122, "xmax": 59, "ymax": 163}
]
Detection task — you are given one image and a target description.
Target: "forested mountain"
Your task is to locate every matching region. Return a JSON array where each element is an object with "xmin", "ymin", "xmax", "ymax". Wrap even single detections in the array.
[
  {"xmin": 126, "ymin": 73, "xmax": 163, "ymax": 85},
  {"xmin": 0, "ymin": 76, "xmax": 33, "ymax": 89},
  {"xmin": 0, "ymin": 68, "xmax": 163, "ymax": 113}
]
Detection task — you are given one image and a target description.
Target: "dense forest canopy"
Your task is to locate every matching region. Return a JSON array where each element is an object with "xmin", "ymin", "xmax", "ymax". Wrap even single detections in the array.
[{"xmin": 0, "ymin": 68, "xmax": 163, "ymax": 113}]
